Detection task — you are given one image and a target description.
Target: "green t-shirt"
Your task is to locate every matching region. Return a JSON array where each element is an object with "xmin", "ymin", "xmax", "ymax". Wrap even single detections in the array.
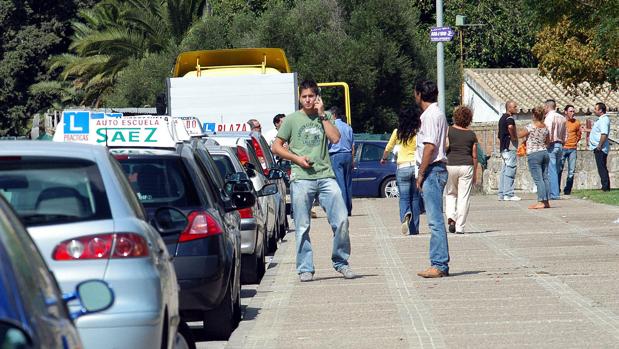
[{"xmin": 276, "ymin": 110, "xmax": 335, "ymax": 181}]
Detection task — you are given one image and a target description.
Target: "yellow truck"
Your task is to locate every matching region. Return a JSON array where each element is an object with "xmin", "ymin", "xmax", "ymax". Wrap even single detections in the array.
[{"xmin": 166, "ymin": 48, "xmax": 350, "ymax": 134}]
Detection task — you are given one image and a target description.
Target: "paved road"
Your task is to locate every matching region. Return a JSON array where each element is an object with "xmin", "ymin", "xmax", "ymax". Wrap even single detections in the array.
[{"xmin": 203, "ymin": 194, "xmax": 619, "ymax": 348}]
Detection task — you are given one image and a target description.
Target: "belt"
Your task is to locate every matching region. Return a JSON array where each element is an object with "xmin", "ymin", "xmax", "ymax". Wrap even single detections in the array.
[{"xmin": 397, "ymin": 161, "xmax": 416, "ymax": 169}]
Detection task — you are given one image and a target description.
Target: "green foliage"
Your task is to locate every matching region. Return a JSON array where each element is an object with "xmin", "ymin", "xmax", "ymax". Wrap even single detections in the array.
[
  {"xmin": 227, "ymin": 0, "xmax": 459, "ymax": 133},
  {"xmin": 527, "ymin": 0, "xmax": 619, "ymax": 93},
  {"xmin": 0, "ymin": 0, "xmax": 91, "ymax": 135},
  {"xmin": 103, "ymin": 50, "xmax": 177, "ymax": 107}
]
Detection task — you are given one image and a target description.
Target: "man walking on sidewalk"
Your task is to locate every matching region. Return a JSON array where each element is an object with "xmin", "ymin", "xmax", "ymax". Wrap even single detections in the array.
[
  {"xmin": 561, "ymin": 105, "xmax": 581, "ymax": 195},
  {"xmin": 497, "ymin": 100, "xmax": 521, "ymax": 201},
  {"xmin": 544, "ymin": 99, "xmax": 566, "ymax": 200},
  {"xmin": 272, "ymin": 80, "xmax": 355, "ymax": 282},
  {"xmin": 328, "ymin": 106, "xmax": 355, "ymax": 216},
  {"xmin": 414, "ymin": 80, "xmax": 450, "ymax": 278}
]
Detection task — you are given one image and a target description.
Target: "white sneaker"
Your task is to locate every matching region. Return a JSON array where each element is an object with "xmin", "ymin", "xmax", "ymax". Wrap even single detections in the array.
[
  {"xmin": 401, "ymin": 212, "xmax": 411, "ymax": 235},
  {"xmin": 504, "ymin": 195, "xmax": 521, "ymax": 201}
]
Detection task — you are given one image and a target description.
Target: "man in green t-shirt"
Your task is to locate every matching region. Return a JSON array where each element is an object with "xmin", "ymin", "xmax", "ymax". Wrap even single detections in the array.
[{"xmin": 272, "ymin": 80, "xmax": 355, "ymax": 282}]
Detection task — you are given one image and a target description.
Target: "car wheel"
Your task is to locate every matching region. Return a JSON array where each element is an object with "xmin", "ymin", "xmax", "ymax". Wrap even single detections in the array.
[
  {"xmin": 203, "ymin": 278, "xmax": 238, "ymax": 340},
  {"xmin": 267, "ymin": 217, "xmax": 278, "ymax": 254},
  {"xmin": 174, "ymin": 321, "xmax": 196, "ymax": 349},
  {"xmin": 380, "ymin": 177, "xmax": 399, "ymax": 198},
  {"xmin": 240, "ymin": 229, "xmax": 265, "ymax": 284}
]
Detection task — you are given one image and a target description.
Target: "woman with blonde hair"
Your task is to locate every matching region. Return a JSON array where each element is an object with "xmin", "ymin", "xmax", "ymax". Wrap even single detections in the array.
[
  {"xmin": 445, "ymin": 106, "xmax": 478, "ymax": 234},
  {"xmin": 518, "ymin": 106, "xmax": 550, "ymax": 209},
  {"xmin": 381, "ymin": 106, "xmax": 422, "ymax": 235}
]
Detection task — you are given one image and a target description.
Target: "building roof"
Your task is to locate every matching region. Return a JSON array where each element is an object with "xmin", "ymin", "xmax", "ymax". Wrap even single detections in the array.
[{"xmin": 464, "ymin": 68, "xmax": 618, "ymax": 114}]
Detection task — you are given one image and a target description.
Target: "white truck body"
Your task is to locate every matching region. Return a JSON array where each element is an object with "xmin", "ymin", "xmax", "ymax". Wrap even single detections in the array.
[{"xmin": 166, "ymin": 73, "xmax": 298, "ymax": 135}]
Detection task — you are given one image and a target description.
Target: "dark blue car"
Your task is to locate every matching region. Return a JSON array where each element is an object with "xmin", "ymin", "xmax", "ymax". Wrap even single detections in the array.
[
  {"xmin": 0, "ymin": 195, "xmax": 114, "ymax": 349},
  {"xmin": 352, "ymin": 141, "xmax": 398, "ymax": 198}
]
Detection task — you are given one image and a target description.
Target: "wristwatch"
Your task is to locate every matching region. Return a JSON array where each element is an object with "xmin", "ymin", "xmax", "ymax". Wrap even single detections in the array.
[{"xmin": 319, "ymin": 114, "xmax": 328, "ymax": 121}]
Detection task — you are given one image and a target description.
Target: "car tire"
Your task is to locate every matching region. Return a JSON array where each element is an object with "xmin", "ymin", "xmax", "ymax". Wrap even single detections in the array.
[
  {"xmin": 175, "ymin": 321, "xmax": 196, "ymax": 349},
  {"xmin": 240, "ymin": 228, "xmax": 265, "ymax": 284},
  {"xmin": 203, "ymin": 278, "xmax": 238, "ymax": 340},
  {"xmin": 267, "ymin": 217, "xmax": 278, "ymax": 254},
  {"xmin": 380, "ymin": 177, "xmax": 399, "ymax": 198}
]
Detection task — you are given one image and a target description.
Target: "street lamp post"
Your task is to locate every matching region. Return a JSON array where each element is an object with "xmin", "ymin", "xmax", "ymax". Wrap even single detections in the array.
[{"xmin": 455, "ymin": 15, "xmax": 484, "ymax": 105}]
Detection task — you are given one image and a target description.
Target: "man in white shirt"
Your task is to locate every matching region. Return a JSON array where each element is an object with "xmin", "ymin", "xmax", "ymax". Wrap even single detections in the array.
[
  {"xmin": 414, "ymin": 80, "xmax": 449, "ymax": 278},
  {"xmin": 264, "ymin": 114, "xmax": 285, "ymax": 145},
  {"xmin": 543, "ymin": 99, "xmax": 566, "ymax": 200}
]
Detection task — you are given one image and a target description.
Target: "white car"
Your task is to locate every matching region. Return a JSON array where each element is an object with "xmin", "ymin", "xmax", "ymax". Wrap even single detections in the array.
[{"xmin": 0, "ymin": 141, "xmax": 191, "ymax": 349}]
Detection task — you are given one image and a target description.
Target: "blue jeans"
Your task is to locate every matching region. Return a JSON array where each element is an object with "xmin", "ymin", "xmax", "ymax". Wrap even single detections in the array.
[
  {"xmin": 546, "ymin": 143, "xmax": 563, "ymax": 199},
  {"xmin": 330, "ymin": 152, "xmax": 353, "ymax": 216},
  {"xmin": 395, "ymin": 165, "xmax": 421, "ymax": 235},
  {"xmin": 561, "ymin": 148, "xmax": 577, "ymax": 194},
  {"xmin": 527, "ymin": 150, "xmax": 550, "ymax": 202},
  {"xmin": 498, "ymin": 150, "xmax": 517, "ymax": 199},
  {"xmin": 422, "ymin": 162, "xmax": 449, "ymax": 273},
  {"xmin": 291, "ymin": 178, "xmax": 351, "ymax": 274}
]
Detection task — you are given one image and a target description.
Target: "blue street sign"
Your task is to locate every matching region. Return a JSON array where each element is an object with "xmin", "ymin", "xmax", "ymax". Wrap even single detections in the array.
[{"xmin": 430, "ymin": 27, "xmax": 455, "ymax": 42}]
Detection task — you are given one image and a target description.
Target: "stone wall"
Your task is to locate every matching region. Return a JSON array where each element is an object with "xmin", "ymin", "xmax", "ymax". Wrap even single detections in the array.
[{"xmin": 482, "ymin": 150, "xmax": 618, "ymax": 194}]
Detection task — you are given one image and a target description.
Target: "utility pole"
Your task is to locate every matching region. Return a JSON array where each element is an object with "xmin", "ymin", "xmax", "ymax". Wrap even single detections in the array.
[{"xmin": 436, "ymin": 0, "xmax": 445, "ymax": 114}]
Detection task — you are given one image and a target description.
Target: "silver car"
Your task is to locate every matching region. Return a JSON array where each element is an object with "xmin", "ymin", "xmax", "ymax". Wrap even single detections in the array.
[
  {"xmin": 0, "ymin": 141, "xmax": 189, "ymax": 349},
  {"xmin": 207, "ymin": 137, "xmax": 281, "ymax": 252},
  {"xmin": 207, "ymin": 145, "xmax": 278, "ymax": 284}
]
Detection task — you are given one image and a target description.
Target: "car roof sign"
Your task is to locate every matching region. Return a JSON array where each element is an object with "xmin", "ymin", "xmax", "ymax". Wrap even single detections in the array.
[
  {"xmin": 53, "ymin": 111, "xmax": 179, "ymax": 148},
  {"xmin": 173, "ymin": 117, "xmax": 206, "ymax": 137}
]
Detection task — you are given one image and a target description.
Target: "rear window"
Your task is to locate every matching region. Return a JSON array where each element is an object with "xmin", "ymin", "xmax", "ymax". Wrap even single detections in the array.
[
  {"xmin": 117, "ymin": 157, "xmax": 201, "ymax": 208},
  {"xmin": 0, "ymin": 157, "xmax": 112, "ymax": 226},
  {"xmin": 211, "ymin": 154, "xmax": 236, "ymax": 178}
]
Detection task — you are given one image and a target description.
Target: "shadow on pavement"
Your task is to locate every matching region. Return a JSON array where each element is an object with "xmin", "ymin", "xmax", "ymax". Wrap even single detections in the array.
[
  {"xmin": 241, "ymin": 288, "xmax": 257, "ymax": 298},
  {"xmin": 312, "ymin": 273, "xmax": 379, "ymax": 281},
  {"xmin": 448, "ymin": 270, "xmax": 486, "ymax": 277}
]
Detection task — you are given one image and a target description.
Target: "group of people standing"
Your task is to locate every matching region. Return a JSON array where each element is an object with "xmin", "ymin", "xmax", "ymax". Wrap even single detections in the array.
[{"xmin": 498, "ymin": 99, "xmax": 611, "ymax": 209}]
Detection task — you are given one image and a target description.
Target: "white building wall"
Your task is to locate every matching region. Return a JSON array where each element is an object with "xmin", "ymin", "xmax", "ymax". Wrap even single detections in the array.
[{"xmin": 463, "ymin": 75, "xmax": 504, "ymax": 123}]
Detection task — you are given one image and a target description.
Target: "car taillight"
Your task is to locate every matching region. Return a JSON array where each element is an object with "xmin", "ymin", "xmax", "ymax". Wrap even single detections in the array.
[
  {"xmin": 251, "ymin": 137, "xmax": 269, "ymax": 175},
  {"xmin": 52, "ymin": 233, "xmax": 149, "ymax": 260},
  {"xmin": 238, "ymin": 207, "xmax": 253, "ymax": 219},
  {"xmin": 236, "ymin": 147, "xmax": 249, "ymax": 165},
  {"xmin": 113, "ymin": 154, "xmax": 129, "ymax": 161},
  {"xmin": 178, "ymin": 211, "xmax": 223, "ymax": 242}
]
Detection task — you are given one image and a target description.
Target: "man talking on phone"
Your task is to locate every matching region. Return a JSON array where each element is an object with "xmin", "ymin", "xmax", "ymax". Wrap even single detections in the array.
[{"xmin": 272, "ymin": 79, "xmax": 355, "ymax": 282}]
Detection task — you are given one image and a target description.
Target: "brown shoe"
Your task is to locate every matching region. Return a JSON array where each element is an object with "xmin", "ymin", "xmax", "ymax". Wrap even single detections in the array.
[{"xmin": 417, "ymin": 267, "xmax": 447, "ymax": 278}]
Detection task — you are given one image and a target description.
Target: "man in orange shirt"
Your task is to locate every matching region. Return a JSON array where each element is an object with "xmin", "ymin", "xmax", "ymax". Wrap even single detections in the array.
[{"xmin": 561, "ymin": 104, "xmax": 581, "ymax": 195}]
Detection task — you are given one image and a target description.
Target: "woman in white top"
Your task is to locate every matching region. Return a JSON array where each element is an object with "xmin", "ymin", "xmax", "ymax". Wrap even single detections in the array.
[{"xmin": 518, "ymin": 106, "xmax": 550, "ymax": 209}]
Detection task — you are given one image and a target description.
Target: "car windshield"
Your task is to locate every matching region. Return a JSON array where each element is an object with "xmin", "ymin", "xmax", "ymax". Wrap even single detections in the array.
[
  {"xmin": 117, "ymin": 157, "xmax": 201, "ymax": 208},
  {"xmin": 0, "ymin": 157, "xmax": 112, "ymax": 226}
]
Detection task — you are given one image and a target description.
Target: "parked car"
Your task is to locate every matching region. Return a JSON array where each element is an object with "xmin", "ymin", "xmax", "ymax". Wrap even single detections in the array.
[
  {"xmin": 0, "ymin": 141, "xmax": 191, "ymax": 349},
  {"xmin": 0, "ymin": 194, "xmax": 115, "ymax": 349},
  {"xmin": 113, "ymin": 139, "xmax": 254, "ymax": 340},
  {"xmin": 206, "ymin": 145, "xmax": 278, "ymax": 284},
  {"xmin": 210, "ymin": 132, "xmax": 288, "ymax": 240},
  {"xmin": 353, "ymin": 140, "xmax": 398, "ymax": 198}
]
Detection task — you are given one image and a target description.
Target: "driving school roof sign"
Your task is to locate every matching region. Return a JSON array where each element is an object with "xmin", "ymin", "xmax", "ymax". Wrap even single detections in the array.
[{"xmin": 430, "ymin": 27, "xmax": 455, "ymax": 42}]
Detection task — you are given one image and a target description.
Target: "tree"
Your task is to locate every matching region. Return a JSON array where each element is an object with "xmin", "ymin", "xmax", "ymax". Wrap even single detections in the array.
[
  {"xmin": 528, "ymin": 0, "xmax": 619, "ymax": 93},
  {"xmin": 53, "ymin": 0, "xmax": 207, "ymax": 107},
  {"xmin": 0, "ymin": 0, "xmax": 96, "ymax": 135}
]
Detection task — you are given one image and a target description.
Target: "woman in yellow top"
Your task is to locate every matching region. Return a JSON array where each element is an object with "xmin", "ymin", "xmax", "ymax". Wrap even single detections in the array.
[{"xmin": 380, "ymin": 106, "xmax": 422, "ymax": 235}]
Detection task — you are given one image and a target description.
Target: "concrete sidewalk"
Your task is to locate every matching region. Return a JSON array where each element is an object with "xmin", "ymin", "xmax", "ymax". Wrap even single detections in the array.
[{"xmin": 226, "ymin": 194, "xmax": 619, "ymax": 348}]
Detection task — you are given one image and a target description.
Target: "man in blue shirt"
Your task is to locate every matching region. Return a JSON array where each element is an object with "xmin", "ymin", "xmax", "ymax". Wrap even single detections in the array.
[
  {"xmin": 328, "ymin": 106, "xmax": 355, "ymax": 216},
  {"xmin": 585, "ymin": 102, "xmax": 611, "ymax": 191}
]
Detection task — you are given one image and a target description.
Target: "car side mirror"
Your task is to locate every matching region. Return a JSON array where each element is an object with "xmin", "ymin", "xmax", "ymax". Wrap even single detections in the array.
[
  {"xmin": 151, "ymin": 207, "xmax": 188, "ymax": 235},
  {"xmin": 0, "ymin": 322, "xmax": 31, "ymax": 347},
  {"xmin": 257, "ymin": 183, "xmax": 278, "ymax": 197},
  {"xmin": 224, "ymin": 179, "xmax": 256, "ymax": 211},
  {"xmin": 268, "ymin": 168, "xmax": 284, "ymax": 180},
  {"xmin": 64, "ymin": 280, "xmax": 115, "ymax": 319}
]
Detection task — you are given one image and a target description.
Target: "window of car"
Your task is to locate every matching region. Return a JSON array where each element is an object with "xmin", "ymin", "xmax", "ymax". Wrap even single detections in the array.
[
  {"xmin": 107, "ymin": 154, "xmax": 146, "ymax": 220},
  {"xmin": 0, "ymin": 157, "xmax": 112, "ymax": 226},
  {"xmin": 359, "ymin": 143, "xmax": 385, "ymax": 162},
  {"xmin": 116, "ymin": 157, "xmax": 201, "ymax": 208},
  {"xmin": 211, "ymin": 154, "xmax": 236, "ymax": 179}
]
